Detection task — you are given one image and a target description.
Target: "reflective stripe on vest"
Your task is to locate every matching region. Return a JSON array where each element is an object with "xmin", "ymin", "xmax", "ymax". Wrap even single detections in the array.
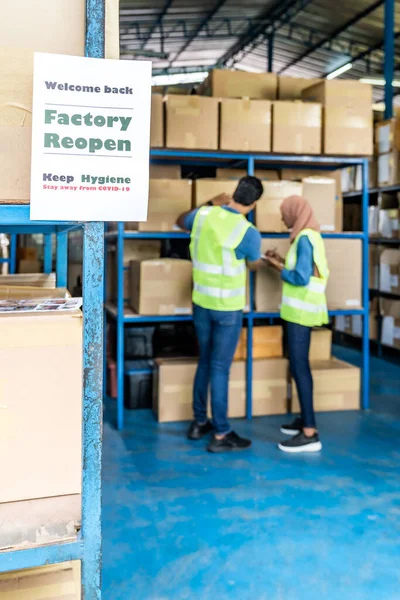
[
  {"xmin": 281, "ymin": 295, "xmax": 327, "ymax": 314},
  {"xmin": 194, "ymin": 283, "xmax": 245, "ymax": 299}
]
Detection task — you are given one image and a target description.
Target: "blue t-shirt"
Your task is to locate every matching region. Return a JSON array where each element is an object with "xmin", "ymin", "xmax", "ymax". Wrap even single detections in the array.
[
  {"xmin": 281, "ymin": 236, "xmax": 314, "ymax": 286},
  {"xmin": 183, "ymin": 206, "xmax": 261, "ymax": 263}
]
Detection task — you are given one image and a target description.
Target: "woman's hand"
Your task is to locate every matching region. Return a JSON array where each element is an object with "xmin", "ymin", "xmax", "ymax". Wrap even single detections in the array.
[{"xmin": 264, "ymin": 255, "xmax": 284, "ymax": 272}]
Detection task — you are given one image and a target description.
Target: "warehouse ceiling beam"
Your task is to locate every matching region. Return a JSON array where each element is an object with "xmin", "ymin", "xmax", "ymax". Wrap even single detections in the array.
[
  {"xmin": 167, "ymin": 0, "xmax": 228, "ymax": 67},
  {"xmin": 322, "ymin": 30, "xmax": 400, "ymax": 78},
  {"xmin": 279, "ymin": 0, "xmax": 386, "ymax": 74},
  {"xmin": 140, "ymin": 0, "xmax": 174, "ymax": 50},
  {"xmin": 217, "ymin": 0, "xmax": 314, "ymax": 68}
]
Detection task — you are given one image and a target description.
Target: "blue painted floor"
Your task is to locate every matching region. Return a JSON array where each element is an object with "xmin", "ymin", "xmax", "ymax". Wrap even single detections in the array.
[{"xmin": 102, "ymin": 347, "xmax": 400, "ymax": 600}]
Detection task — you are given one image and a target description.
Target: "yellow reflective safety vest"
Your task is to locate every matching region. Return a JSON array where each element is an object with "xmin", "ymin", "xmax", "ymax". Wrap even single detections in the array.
[
  {"xmin": 280, "ymin": 229, "xmax": 329, "ymax": 327},
  {"xmin": 190, "ymin": 206, "xmax": 251, "ymax": 311}
]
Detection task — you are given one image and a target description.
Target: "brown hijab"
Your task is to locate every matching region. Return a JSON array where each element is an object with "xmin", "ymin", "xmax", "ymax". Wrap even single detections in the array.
[{"xmin": 281, "ymin": 195, "xmax": 320, "ymax": 243}]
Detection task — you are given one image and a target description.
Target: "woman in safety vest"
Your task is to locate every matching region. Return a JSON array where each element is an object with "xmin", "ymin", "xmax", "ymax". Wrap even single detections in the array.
[{"xmin": 265, "ymin": 195, "xmax": 329, "ymax": 453}]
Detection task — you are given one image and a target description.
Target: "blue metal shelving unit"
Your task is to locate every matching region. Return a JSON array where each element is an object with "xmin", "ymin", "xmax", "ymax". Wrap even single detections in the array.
[
  {"xmin": 0, "ymin": 1, "xmax": 104, "ymax": 597},
  {"xmin": 105, "ymin": 150, "xmax": 370, "ymax": 430}
]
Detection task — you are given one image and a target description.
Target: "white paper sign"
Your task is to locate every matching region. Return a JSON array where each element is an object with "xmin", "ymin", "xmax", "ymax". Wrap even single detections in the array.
[{"xmin": 30, "ymin": 53, "xmax": 152, "ymax": 221}]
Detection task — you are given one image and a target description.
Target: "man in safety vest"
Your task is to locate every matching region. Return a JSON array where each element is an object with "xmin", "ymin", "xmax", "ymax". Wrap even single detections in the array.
[{"xmin": 177, "ymin": 176, "xmax": 265, "ymax": 453}]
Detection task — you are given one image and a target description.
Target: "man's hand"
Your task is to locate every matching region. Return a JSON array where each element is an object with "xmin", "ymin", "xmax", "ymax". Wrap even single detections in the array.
[
  {"xmin": 265, "ymin": 249, "xmax": 284, "ymax": 263},
  {"xmin": 209, "ymin": 193, "xmax": 232, "ymax": 206}
]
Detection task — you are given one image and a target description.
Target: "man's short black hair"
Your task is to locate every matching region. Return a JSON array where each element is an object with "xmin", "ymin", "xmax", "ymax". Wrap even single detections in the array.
[{"xmin": 233, "ymin": 176, "xmax": 264, "ymax": 206}]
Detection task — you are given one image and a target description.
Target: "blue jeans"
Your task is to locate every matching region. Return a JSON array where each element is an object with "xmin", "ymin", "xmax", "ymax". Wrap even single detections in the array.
[
  {"xmin": 193, "ymin": 304, "xmax": 243, "ymax": 435},
  {"xmin": 285, "ymin": 321, "xmax": 316, "ymax": 428}
]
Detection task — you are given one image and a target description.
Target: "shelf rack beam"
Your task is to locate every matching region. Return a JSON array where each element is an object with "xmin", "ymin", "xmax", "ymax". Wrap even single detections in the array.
[{"xmin": 384, "ymin": 0, "xmax": 395, "ymax": 119}]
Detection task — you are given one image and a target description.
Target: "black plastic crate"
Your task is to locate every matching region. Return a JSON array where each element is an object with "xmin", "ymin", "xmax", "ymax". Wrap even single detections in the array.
[
  {"xmin": 124, "ymin": 360, "xmax": 154, "ymax": 410},
  {"xmin": 124, "ymin": 326, "xmax": 155, "ymax": 359}
]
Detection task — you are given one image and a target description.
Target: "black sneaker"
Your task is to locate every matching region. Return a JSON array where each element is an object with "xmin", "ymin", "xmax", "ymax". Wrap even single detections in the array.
[
  {"xmin": 280, "ymin": 417, "xmax": 303, "ymax": 436},
  {"xmin": 278, "ymin": 432, "xmax": 322, "ymax": 454},
  {"xmin": 187, "ymin": 420, "xmax": 213, "ymax": 440},
  {"xmin": 207, "ymin": 431, "xmax": 251, "ymax": 453}
]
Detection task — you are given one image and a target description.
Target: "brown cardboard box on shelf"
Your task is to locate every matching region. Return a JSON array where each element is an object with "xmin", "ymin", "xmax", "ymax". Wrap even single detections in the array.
[
  {"xmin": 0, "ymin": 561, "xmax": 81, "ymax": 599},
  {"xmin": 309, "ymin": 328, "xmax": 332, "ymax": 361},
  {"xmin": 199, "ymin": 69, "xmax": 278, "ymax": 100},
  {"xmin": 325, "ymin": 239, "xmax": 362, "ymax": 310},
  {"xmin": 272, "ymin": 102, "xmax": 322, "ymax": 154},
  {"xmin": 255, "ymin": 238, "xmax": 290, "ymax": 312},
  {"xmin": 375, "ymin": 118, "xmax": 400, "ymax": 154},
  {"xmin": 255, "ymin": 181, "xmax": 302, "ymax": 232},
  {"xmin": 150, "ymin": 94, "xmax": 163, "ymax": 148},
  {"xmin": 107, "ymin": 240, "xmax": 161, "ymax": 301},
  {"xmin": 234, "ymin": 325, "xmax": 283, "ymax": 360},
  {"xmin": 17, "ymin": 247, "xmax": 37, "ymax": 261},
  {"xmin": 153, "ymin": 358, "xmax": 246, "ymax": 422},
  {"xmin": 0, "ymin": 127, "xmax": 31, "ymax": 203},
  {"xmin": 369, "ymin": 245, "xmax": 380, "ymax": 290},
  {"xmin": 0, "ymin": 285, "xmax": 67, "ymax": 299},
  {"xmin": 149, "ymin": 164, "xmax": 181, "ymax": 179},
  {"xmin": 354, "ymin": 158, "xmax": 377, "ymax": 190},
  {"xmin": 220, "ymin": 99, "xmax": 271, "ymax": 152},
  {"xmin": 380, "ymin": 298, "xmax": 400, "ymax": 348},
  {"xmin": 166, "ymin": 95, "xmax": 218, "ymax": 149},
  {"xmin": 302, "ymin": 177, "xmax": 336, "ymax": 232},
  {"xmin": 0, "ymin": 310, "xmax": 82, "ymax": 503},
  {"xmin": 302, "ymin": 80, "xmax": 373, "ymax": 110},
  {"xmin": 130, "ymin": 259, "xmax": 192, "ymax": 316},
  {"xmin": 379, "ymin": 209, "xmax": 400, "ymax": 239},
  {"xmin": 323, "ymin": 106, "xmax": 373, "ymax": 156},
  {"xmin": 292, "ymin": 358, "xmax": 360, "ymax": 412},
  {"xmin": 0, "ymin": 273, "xmax": 56, "ymax": 288},
  {"xmin": 216, "ymin": 168, "xmax": 279, "ymax": 181},
  {"xmin": 278, "ymin": 76, "xmax": 321, "ymax": 100},
  {"xmin": 379, "ymin": 249, "xmax": 400, "ymax": 294},
  {"xmin": 378, "ymin": 151, "xmax": 400, "ymax": 187},
  {"xmin": 138, "ymin": 179, "xmax": 192, "ymax": 230},
  {"xmin": 18, "ymin": 259, "xmax": 41, "ymax": 274},
  {"xmin": 252, "ymin": 358, "xmax": 288, "ymax": 416},
  {"xmin": 351, "ymin": 300, "xmax": 378, "ymax": 341},
  {"xmin": 341, "ymin": 167, "xmax": 356, "ymax": 193},
  {"xmin": 0, "ymin": 47, "xmax": 33, "ymax": 126},
  {"xmin": 193, "ymin": 179, "xmax": 238, "ymax": 207},
  {"xmin": 0, "ymin": 1, "xmax": 85, "ymax": 55},
  {"xmin": 334, "ymin": 314, "xmax": 353, "ymax": 335}
]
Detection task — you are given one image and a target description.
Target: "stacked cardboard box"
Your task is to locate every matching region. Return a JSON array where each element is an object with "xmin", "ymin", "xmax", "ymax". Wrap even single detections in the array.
[
  {"xmin": 107, "ymin": 240, "xmax": 161, "ymax": 301},
  {"xmin": 381, "ymin": 298, "xmax": 400, "ymax": 348},
  {"xmin": 0, "ymin": 561, "xmax": 81, "ymax": 599},
  {"xmin": 335, "ymin": 300, "xmax": 378, "ymax": 341},
  {"xmin": 199, "ymin": 69, "xmax": 278, "ymax": 100},
  {"xmin": 193, "ymin": 179, "xmax": 238, "ymax": 207},
  {"xmin": 234, "ymin": 325, "xmax": 283, "ymax": 360},
  {"xmin": 272, "ymin": 101, "xmax": 322, "ymax": 154},
  {"xmin": 278, "ymin": 76, "xmax": 321, "ymax": 100},
  {"xmin": 219, "ymin": 99, "xmax": 271, "ymax": 152},
  {"xmin": 376, "ymin": 118, "xmax": 400, "ymax": 187},
  {"xmin": 302, "ymin": 80, "xmax": 373, "ymax": 156},
  {"xmin": 165, "ymin": 95, "xmax": 219, "ymax": 149},
  {"xmin": 379, "ymin": 249, "xmax": 400, "ymax": 294}
]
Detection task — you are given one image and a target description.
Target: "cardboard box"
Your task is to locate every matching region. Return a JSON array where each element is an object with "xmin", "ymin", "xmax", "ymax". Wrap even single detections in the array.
[
  {"xmin": 138, "ymin": 179, "xmax": 192, "ymax": 231},
  {"xmin": 309, "ymin": 328, "xmax": 332, "ymax": 361},
  {"xmin": 0, "ymin": 285, "xmax": 68, "ymax": 299},
  {"xmin": 166, "ymin": 95, "xmax": 218, "ymax": 149},
  {"xmin": 379, "ymin": 209, "xmax": 400, "ymax": 239},
  {"xmin": 199, "ymin": 69, "xmax": 278, "ymax": 100},
  {"xmin": 272, "ymin": 102, "xmax": 322, "ymax": 154},
  {"xmin": 323, "ymin": 106, "xmax": 373, "ymax": 156},
  {"xmin": 325, "ymin": 239, "xmax": 362, "ymax": 309},
  {"xmin": 255, "ymin": 238, "xmax": 290, "ymax": 312},
  {"xmin": 354, "ymin": 158, "xmax": 377, "ymax": 190},
  {"xmin": 0, "ymin": 310, "xmax": 82, "ymax": 503},
  {"xmin": 335, "ymin": 315, "xmax": 353, "ymax": 335},
  {"xmin": 351, "ymin": 301, "xmax": 378, "ymax": 340},
  {"xmin": 0, "ymin": 2, "xmax": 85, "ymax": 55},
  {"xmin": 17, "ymin": 247, "xmax": 37, "ymax": 261},
  {"xmin": 219, "ymin": 99, "xmax": 271, "ymax": 152},
  {"xmin": 216, "ymin": 168, "xmax": 279, "ymax": 181},
  {"xmin": 278, "ymin": 76, "xmax": 321, "ymax": 100},
  {"xmin": 292, "ymin": 358, "xmax": 360, "ymax": 412},
  {"xmin": 379, "ymin": 249, "xmax": 400, "ymax": 294},
  {"xmin": 381, "ymin": 299, "xmax": 400, "ymax": 348},
  {"xmin": 369, "ymin": 245, "xmax": 380, "ymax": 290},
  {"xmin": 149, "ymin": 164, "xmax": 181, "ymax": 179},
  {"xmin": 378, "ymin": 151, "xmax": 400, "ymax": 187},
  {"xmin": 302, "ymin": 80, "xmax": 373, "ymax": 111},
  {"xmin": 252, "ymin": 358, "xmax": 288, "ymax": 416},
  {"xmin": 107, "ymin": 240, "xmax": 161, "ymax": 301},
  {"xmin": 255, "ymin": 181, "xmax": 302, "ymax": 232},
  {"xmin": 150, "ymin": 94, "xmax": 163, "ymax": 148},
  {"xmin": 153, "ymin": 357, "xmax": 288, "ymax": 421},
  {"xmin": 341, "ymin": 167, "xmax": 355, "ymax": 193},
  {"xmin": 0, "ymin": 47, "xmax": 33, "ymax": 126},
  {"xmin": 375, "ymin": 118, "xmax": 400, "ymax": 154},
  {"xmin": 0, "ymin": 561, "xmax": 81, "ymax": 599},
  {"xmin": 302, "ymin": 177, "xmax": 336, "ymax": 232},
  {"xmin": 153, "ymin": 358, "xmax": 246, "ymax": 422},
  {"xmin": 130, "ymin": 258, "xmax": 192, "ymax": 315},
  {"xmin": 0, "ymin": 273, "xmax": 56, "ymax": 288},
  {"xmin": 0, "ymin": 127, "xmax": 31, "ymax": 202},
  {"xmin": 193, "ymin": 178, "xmax": 238, "ymax": 207},
  {"xmin": 18, "ymin": 259, "xmax": 41, "ymax": 274},
  {"xmin": 234, "ymin": 325, "xmax": 283, "ymax": 360}
]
